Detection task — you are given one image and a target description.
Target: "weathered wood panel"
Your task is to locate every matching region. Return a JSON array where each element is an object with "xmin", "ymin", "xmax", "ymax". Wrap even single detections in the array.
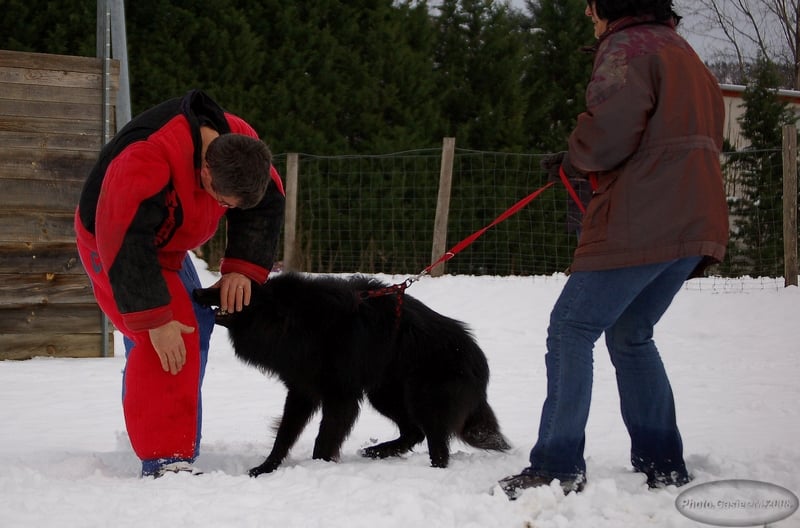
[
  {"xmin": 0, "ymin": 243, "xmax": 83, "ymax": 274},
  {"xmin": 0, "ymin": 333, "xmax": 113, "ymax": 361},
  {"xmin": 0, "ymin": 82, "xmax": 106, "ymax": 105},
  {"xmin": 0, "ymin": 65, "xmax": 104, "ymax": 89},
  {"xmin": 0, "ymin": 304, "xmax": 104, "ymax": 334},
  {"xmin": 0, "ymin": 179, "xmax": 83, "ymax": 213},
  {"xmin": 0, "ymin": 130, "xmax": 101, "ymax": 152},
  {"xmin": 0, "ymin": 212, "xmax": 77, "ymax": 245},
  {"xmin": 0, "ymin": 115, "xmax": 106, "ymax": 136},
  {"xmin": 0, "ymin": 273, "xmax": 96, "ymax": 306},
  {"xmin": 0, "ymin": 50, "xmax": 117, "ymax": 358},
  {"xmin": 0, "ymin": 53, "xmax": 118, "ymax": 91},
  {"xmin": 0, "ymin": 49, "xmax": 117, "ymax": 76},
  {"xmin": 0, "ymin": 98, "xmax": 105, "ymax": 121},
  {"xmin": 0, "ymin": 147, "xmax": 97, "ymax": 181}
]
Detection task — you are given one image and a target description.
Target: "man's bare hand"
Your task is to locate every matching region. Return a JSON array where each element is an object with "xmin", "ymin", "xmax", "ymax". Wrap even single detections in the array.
[
  {"xmin": 214, "ymin": 272, "xmax": 251, "ymax": 314},
  {"xmin": 149, "ymin": 321, "xmax": 195, "ymax": 374}
]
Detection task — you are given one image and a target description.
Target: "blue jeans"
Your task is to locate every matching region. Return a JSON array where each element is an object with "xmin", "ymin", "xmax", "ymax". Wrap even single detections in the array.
[{"xmin": 526, "ymin": 256, "xmax": 702, "ymax": 481}]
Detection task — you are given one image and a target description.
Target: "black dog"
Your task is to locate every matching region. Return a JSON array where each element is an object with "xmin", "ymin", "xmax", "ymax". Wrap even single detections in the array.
[{"xmin": 193, "ymin": 273, "xmax": 510, "ymax": 477}]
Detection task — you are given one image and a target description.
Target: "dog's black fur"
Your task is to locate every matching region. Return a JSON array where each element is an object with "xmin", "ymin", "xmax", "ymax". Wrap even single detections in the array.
[{"xmin": 193, "ymin": 273, "xmax": 510, "ymax": 477}]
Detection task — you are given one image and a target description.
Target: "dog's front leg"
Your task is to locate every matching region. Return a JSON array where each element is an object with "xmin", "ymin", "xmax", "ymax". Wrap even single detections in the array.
[
  {"xmin": 311, "ymin": 396, "xmax": 361, "ymax": 462},
  {"xmin": 249, "ymin": 389, "xmax": 319, "ymax": 477}
]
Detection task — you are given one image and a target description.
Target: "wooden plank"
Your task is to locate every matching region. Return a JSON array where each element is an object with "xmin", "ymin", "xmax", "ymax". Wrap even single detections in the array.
[
  {"xmin": 783, "ymin": 125, "xmax": 798, "ymax": 287},
  {"xmin": 0, "ymin": 97, "xmax": 104, "ymax": 121},
  {"xmin": 0, "ymin": 243, "xmax": 84, "ymax": 274},
  {"xmin": 0, "ymin": 50, "xmax": 114, "ymax": 75},
  {"xmin": 0, "ymin": 212, "xmax": 78, "ymax": 245},
  {"xmin": 431, "ymin": 137, "xmax": 455, "ymax": 277},
  {"xmin": 0, "ymin": 244, "xmax": 82, "ymax": 274},
  {"xmin": 0, "ymin": 179, "xmax": 82, "ymax": 212},
  {"xmin": 0, "ymin": 303, "xmax": 105, "ymax": 334},
  {"xmin": 0, "ymin": 273, "xmax": 96, "ymax": 306},
  {"xmin": 0, "ymin": 147, "xmax": 97, "ymax": 181},
  {"xmin": 0, "ymin": 64, "xmax": 104, "ymax": 90},
  {"xmin": 0, "ymin": 130, "xmax": 101, "ymax": 152},
  {"xmin": 0, "ymin": 115, "xmax": 106, "ymax": 136},
  {"xmin": 0, "ymin": 333, "xmax": 114, "ymax": 360},
  {"xmin": 283, "ymin": 153, "xmax": 299, "ymax": 271},
  {"xmin": 0, "ymin": 81, "xmax": 107, "ymax": 105},
  {"xmin": 0, "ymin": 55, "xmax": 119, "ymax": 91}
]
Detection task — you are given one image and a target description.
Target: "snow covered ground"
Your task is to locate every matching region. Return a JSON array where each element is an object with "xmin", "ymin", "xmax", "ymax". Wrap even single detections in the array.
[{"xmin": 1, "ymin": 254, "xmax": 798, "ymax": 527}]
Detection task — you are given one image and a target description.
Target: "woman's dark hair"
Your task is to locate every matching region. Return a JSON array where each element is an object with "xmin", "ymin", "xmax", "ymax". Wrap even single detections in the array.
[
  {"xmin": 592, "ymin": 0, "xmax": 681, "ymax": 24},
  {"xmin": 205, "ymin": 134, "xmax": 271, "ymax": 209}
]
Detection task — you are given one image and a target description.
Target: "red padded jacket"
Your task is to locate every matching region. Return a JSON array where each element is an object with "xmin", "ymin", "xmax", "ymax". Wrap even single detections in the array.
[{"xmin": 75, "ymin": 90, "xmax": 285, "ymax": 331}]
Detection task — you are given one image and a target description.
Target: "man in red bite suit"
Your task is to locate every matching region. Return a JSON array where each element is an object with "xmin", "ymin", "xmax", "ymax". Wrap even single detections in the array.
[{"xmin": 75, "ymin": 89, "xmax": 285, "ymax": 477}]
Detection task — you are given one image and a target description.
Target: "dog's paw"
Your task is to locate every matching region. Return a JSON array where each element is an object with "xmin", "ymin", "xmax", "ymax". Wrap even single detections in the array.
[
  {"xmin": 361, "ymin": 441, "xmax": 411, "ymax": 459},
  {"xmin": 360, "ymin": 446, "xmax": 381, "ymax": 459},
  {"xmin": 248, "ymin": 463, "xmax": 277, "ymax": 478}
]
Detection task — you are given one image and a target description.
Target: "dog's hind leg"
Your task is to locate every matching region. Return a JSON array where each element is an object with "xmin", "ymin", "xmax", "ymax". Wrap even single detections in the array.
[
  {"xmin": 424, "ymin": 431, "xmax": 451, "ymax": 468},
  {"xmin": 408, "ymin": 382, "xmax": 468, "ymax": 469},
  {"xmin": 311, "ymin": 395, "xmax": 361, "ymax": 462},
  {"xmin": 413, "ymin": 401, "xmax": 452, "ymax": 467},
  {"xmin": 249, "ymin": 389, "xmax": 319, "ymax": 477},
  {"xmin": 362, "ymin": 385, "xmax": 425, "ymax": 459}
]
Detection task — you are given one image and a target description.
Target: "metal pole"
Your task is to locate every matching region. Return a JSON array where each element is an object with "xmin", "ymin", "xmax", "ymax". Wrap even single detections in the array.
[
  {"xmin": 110, "ymin": 0, "xmax": 131, "ymax": 127},
  {"xmin": 98, "ymin": 0, "xmax": 112, "ymax": 357}
]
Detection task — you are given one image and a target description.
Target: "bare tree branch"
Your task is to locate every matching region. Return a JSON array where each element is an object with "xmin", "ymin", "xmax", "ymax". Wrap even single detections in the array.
[{"xmin": 691, "ymin": 0, "xmax": 797, "ymax": 88}]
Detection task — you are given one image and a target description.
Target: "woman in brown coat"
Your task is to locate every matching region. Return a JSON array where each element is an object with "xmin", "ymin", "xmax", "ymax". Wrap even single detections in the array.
[{"xmin": 499, "ymin": 0, "xmax": 728, "ymax": 498}]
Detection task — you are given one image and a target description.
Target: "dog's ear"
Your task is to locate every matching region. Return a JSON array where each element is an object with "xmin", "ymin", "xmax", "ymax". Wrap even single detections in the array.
[{"xmin": 192, "ymin": 287, "xmax": 220, "ymax": 308}]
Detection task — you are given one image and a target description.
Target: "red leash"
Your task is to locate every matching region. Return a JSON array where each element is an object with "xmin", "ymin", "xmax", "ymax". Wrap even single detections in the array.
[
  {"xmin": 361, "ymin": 168, "xmax": 594, "ymax": 324},
  {"xmin": 422, "ymin": 181, "xmax": 557, "ymax": 275},
  {"xmin": 362, "ymin": 180, "xmax": 558, "ymax": 304}
]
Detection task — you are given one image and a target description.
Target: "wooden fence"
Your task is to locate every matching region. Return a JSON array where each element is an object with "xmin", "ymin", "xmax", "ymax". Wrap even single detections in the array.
[{"xmin": 0, "ymin": 50, "xmax": 119, "ymax": 360}]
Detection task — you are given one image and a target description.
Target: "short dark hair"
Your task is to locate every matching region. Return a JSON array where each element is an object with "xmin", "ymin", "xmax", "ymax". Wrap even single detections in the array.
[
  {"xmin": 205, "ymin": 134, "xmax": 271, "ymax": 209},
  {"xmin": 592, "ymin": 0, "xmax": 680, "ymax": 24}
]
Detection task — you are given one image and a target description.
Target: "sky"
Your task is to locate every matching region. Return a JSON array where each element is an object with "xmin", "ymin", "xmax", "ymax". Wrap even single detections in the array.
[
  {"xmin": 508, "ymin": 0, "xmax": 773, "ymax": 66},
  {"xmin": 1, "ymin": 253, "xmax": 798, "ymax": 527}
]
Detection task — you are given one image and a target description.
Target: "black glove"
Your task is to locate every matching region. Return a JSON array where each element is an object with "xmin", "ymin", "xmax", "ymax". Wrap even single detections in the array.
[
  {"xmin": 540, "ymin": 151, "xmax": 565, "ymax": 182},
  {"xmin": 540, "ymin": 150, "xmax": 584, "ymax": 182}
]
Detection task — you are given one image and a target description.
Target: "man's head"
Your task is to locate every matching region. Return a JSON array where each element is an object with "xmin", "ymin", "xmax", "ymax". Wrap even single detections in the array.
[{"xmin": 204, "ymin": 134, "xmax": 271, "ymax": 209}]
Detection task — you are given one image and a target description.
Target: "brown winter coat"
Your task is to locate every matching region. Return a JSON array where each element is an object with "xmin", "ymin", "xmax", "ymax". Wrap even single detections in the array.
[{"xmin": 568, "ymin": 16, "xmax": 729, "ymax": 277}]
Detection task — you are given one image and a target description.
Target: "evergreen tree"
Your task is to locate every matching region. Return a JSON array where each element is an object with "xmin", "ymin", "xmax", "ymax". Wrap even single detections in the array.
[
  {"xmin": 432, "ymin": 0, "xmax": 527, "ymax": 151},
  {"xmin": 125, "ymin": 0, "xmax": 264, "ymax": 121},
  {"xmin": 237, "ymin": 0, "xmax": 440, "ymax": 154},
  {"xmin": 724, "ymin": 58, "xmax": 796, "ymax": 277},
  {"xmin": 0, "ymin": 0, "xmax": 94, "ymax": 56},
  {"xmin": 519, "ymin": 0, "xmax": 593, "ymax": 152}
]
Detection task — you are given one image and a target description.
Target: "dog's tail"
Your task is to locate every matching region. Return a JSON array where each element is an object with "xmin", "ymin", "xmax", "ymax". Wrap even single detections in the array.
[{"xmin": 460, "ymin": 401, "xmax": 511, "ymax": 452}]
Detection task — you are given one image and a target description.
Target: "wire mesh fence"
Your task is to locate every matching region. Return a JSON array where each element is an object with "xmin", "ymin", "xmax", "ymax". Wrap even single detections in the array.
[
  {"xmin": 201, "ymin": 145, "xmax": 797, "ymax": 292},
  {"xmin": 276, "ymin": 148, "xmax": 580, "ymax": 277}
]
